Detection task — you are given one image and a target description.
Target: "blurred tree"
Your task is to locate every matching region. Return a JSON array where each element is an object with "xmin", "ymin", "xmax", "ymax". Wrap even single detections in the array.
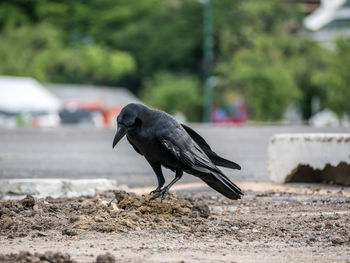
[
  {"xmin": 0, "ymin": 23, "xmax": 135, "ymax": 84},
  {"xmin": 213, "ymin": 0, "xmax": 330, "ymax": 121},
  {"xmin": 287, "ymin": 41, "xmax": 330, "ymax": 119},
  {"xmin": 1, "ymin": 0, "xmax": 348, "ymax": 121},
  {"xmin": 142, "ymin": 72, "xmax": 202, "ymax": 121},
  {"xmin": 76, "ymin": 0, "xmax": 203, "ymax": 77},
  {"xmin": 0, "ymin": 23, "xmax": 61, "ymax": 80},
  {"xmin": 46, "ymin": 44, "xmax": 135, "ymax": 84},
  {"xmin": 0, "ymin": 0, "xmax": 203, "ymax": 88},
  {"xmin": 213, "ymin": 0, "xmax": 301, "ymax": 59},
  {"xmin": 312, "ymin": 38, "xmax": 350, "ymax": 116},
  {"xmin": 217, "ymin": 35, "xmax": 300, "ymax": 121},
  {"xmin": 0, "ymin": 2, "xmax": 32, "ymax": 29}
]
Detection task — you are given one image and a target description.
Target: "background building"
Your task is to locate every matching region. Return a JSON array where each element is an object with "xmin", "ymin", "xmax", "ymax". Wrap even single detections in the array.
[
  {"xmin": 0, "ymin": 76, "xmax": 61, "ymax": 128},
  {"xmin": 48, "ymin": 84, "xmax": 141, "ymax": 128},
  {"xmin": 303, "ymin": 0, "xmax": 350, "ymax": 46}
]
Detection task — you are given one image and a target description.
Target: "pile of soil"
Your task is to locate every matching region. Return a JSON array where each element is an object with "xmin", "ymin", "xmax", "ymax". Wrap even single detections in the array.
[
  {"xmin": 1, "ymin": 189, "xmax": 350, "ymax": 244},
  {"xmin": 0, "ymin": 191, "xmax": 210, "ymax": 238},
  {"xmin": 0, "ymin": 251, "xmax": 75, "ymax": 263},
  {"xmin": 0, "ymin": 251, "xmax": 115, "ymax": 263}
]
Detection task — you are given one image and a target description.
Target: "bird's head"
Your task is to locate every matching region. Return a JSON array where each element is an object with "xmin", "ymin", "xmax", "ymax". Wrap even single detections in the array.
[{"xmin": 112, "ymin": 103, "xmax": 145, "ymax": 148}]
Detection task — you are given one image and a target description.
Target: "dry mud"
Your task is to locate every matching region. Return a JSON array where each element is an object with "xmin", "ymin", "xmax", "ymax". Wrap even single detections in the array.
[{"xmin": 0, "ymin": 188, "xmax": 350, "ymax": 262}]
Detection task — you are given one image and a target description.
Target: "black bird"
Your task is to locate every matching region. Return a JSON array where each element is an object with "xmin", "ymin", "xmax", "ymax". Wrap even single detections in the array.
[{"xmin": 112, "ymin": 103, "xmax": 243, "ymax": 200}]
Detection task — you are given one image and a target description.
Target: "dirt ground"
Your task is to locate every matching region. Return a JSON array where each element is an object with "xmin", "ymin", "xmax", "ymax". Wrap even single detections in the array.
[{"xmin": 1, "ymin": 183, "xmax": 350, "ymax": 263}]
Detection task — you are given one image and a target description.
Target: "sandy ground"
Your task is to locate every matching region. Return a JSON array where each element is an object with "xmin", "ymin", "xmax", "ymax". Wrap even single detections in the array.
[{"xmin": 1, "ymin": 183, "xmax": 350, "ymax": 263}]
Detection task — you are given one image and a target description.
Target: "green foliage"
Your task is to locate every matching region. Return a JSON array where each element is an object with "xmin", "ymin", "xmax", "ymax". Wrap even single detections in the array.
[
  {"xmin": 217, "ymin": 35, "xmax": 300, "ymax": 121},
  {"xmin": 1, "ymin": 0, "xmax": 349, "ymax": 121},
  {"xmin": 46, "ymin": 45, "xmax": 135, "ymax": 84},
  {"xmin": 142, "ymin": 72, "xmax": 202, "ymax": 121},
  {"xmin": 214, "ymin": 0, "xmax": 332, "ymax": 121},
  {"xmin": 0, "ymin": 2, "xmax": 31, "ymax": 30},
  {"xmin": 0, "ymin": 23, "xmax": 61, "ymax": 81},
  {"xmin": 213, "ymin": 0, "xmax": 301, "ymax": 58},
  {"xmin": 312, "ymin": 38, "xmax": 350, "ymax": 115},
  {"xmin": 287, "ymin": 41, "xmax": 330, "ymax": 119},
  {"xmin": 0, "ymin": 23, "xmax": 135, "ymax": 84},
  {"xmin": 80, "ymin": 0, "xmax": 203, "ymax": 76},
  {"xmin": 0, "ymin": 0, "xmax": 201, "ymax": 91}
]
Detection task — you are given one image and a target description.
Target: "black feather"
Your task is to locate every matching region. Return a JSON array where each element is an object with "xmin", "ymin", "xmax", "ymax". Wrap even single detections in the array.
[
  {"xmin": 181, "ymin": 124, "xmax": 241, "ymax": 170},
  {"xmin": 198, "ymin": 171, "xmax": 242, "ymax": 200}
]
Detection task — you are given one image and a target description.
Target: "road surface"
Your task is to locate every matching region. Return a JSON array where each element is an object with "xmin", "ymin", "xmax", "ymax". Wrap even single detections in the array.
[{"xmin": 0, "ymin": 125, "xmax": 348, "ymax": 188}]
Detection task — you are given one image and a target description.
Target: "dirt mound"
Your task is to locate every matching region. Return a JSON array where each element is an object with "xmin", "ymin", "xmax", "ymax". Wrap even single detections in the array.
[
  {"xmin": 95, "ymin": 253, "xmax": 116, "ymax": 263},
  {"xmin": 0, "ymin": 251, "xmax": 75, "ymax": 263},
  {"xmin": 1, "ymin": 188, "xmax": 350, "ymax": 263},
  {"xmin": 0, "ymin": 191, "xmax": 210, "ymax": 238},
  {"xmin": 1, "ymin": 189, "xmax": 349, "ymax": 246},
  {"xmin": 117, "ymin": 192, "xmax": 192, "ymax": 217},
  {"xmin": 0, "ymin": 251, "xmax": 116, "ymax": 263}
]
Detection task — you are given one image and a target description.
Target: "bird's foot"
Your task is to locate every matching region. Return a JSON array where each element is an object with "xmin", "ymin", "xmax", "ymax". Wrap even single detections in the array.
[
  {"xmin": 150, "ymin": 187, "xmax": 169, "ymax": 201},
  {"xmin": 149, "ymin": 187, "xmax": 162, "ymax": 195}
]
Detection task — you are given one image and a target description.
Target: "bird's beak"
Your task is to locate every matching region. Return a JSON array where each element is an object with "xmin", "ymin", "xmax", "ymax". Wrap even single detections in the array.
[{"xmin": 112, "ymin": 124, "xmax": 127, "ymax": 148}]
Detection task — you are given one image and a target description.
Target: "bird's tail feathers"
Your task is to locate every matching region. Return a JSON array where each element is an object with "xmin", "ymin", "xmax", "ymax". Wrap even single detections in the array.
[
  {"xmin": 208, "ymin": 154, "xmax": 241, "ymax": 170},
  {"xmin": 199, "ymin": 171, "xmax": 243, "ymax": 200}
]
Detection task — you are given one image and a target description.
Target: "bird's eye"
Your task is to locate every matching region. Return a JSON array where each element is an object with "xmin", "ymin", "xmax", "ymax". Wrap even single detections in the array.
[{"xmin": 118, "ymin": 115, "xmax": 140, "ymax": 128}]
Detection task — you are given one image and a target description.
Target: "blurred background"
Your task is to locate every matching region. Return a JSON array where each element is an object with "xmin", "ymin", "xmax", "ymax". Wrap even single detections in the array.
[
  {"xmin": 0, "ymin": 0, "xmax": 350, "ymax": 195},
  {"xmin": 0, "ymin": 0, "xmax": 350, "ymax": 127}
]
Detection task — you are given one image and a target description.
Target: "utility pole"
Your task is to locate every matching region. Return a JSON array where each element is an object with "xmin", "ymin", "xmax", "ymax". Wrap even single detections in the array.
[{"xmin": 202, "ymin": 0, "xmax": 214, "ymax": 122}]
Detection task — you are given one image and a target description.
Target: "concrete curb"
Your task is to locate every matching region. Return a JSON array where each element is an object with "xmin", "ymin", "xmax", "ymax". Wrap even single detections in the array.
[
  {"xmin": 0, "ymin": 178, "xmax": 128, "ymax": 200},
  {"xmin": 268, "ymin": 133, "xmax": 350, "ymax": 184}
]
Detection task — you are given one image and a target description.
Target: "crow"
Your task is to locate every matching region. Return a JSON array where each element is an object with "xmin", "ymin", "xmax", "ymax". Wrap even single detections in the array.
[{"xmin": 112, "ymin": 103, "xmax": 243, "ymax": 200}]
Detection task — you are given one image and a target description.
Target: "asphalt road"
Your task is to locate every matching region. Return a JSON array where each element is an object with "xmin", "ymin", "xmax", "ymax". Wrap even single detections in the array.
[{"xmin": 0, "ymin": 125, "xmax": 348, "ymax": 187}]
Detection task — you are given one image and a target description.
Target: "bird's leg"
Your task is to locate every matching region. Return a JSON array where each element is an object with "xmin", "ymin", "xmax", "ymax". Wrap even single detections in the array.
[
  {"xmin": 150, "ymin": 169, "xmax": 183, "ymax": 201},
  {"xmin": 149, "ymin": 162, "xmax": 165, "ymax": 194}
]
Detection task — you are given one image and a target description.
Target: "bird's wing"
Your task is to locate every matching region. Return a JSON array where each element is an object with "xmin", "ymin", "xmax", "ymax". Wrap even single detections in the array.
[
  {"xmin": 180, "ymin": 124, "xmax": 212, "ymax": 151},
  {"xmin": 181, "ymin": 123, "xmax": 241, "ymax": 170},
  {"xmin": 156, "ymin": 124, "xmax": 219, "ymax": 173},
  {"xmin": 156, "ymin": 124, "xmax": 243, "ymax": 200},
  {"xmin": 126, "ymin": 136, "xmax": 143, "ymax": 156}
]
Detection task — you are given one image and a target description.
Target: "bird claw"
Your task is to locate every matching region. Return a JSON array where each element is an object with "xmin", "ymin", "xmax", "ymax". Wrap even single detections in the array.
[
  {"xmin": 149, "ymin": 187, "xmax": 161, "ymax": 195},
  {"xmin": 150, "ymin": 187, "xmax": 169, "ymax": 201}
]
